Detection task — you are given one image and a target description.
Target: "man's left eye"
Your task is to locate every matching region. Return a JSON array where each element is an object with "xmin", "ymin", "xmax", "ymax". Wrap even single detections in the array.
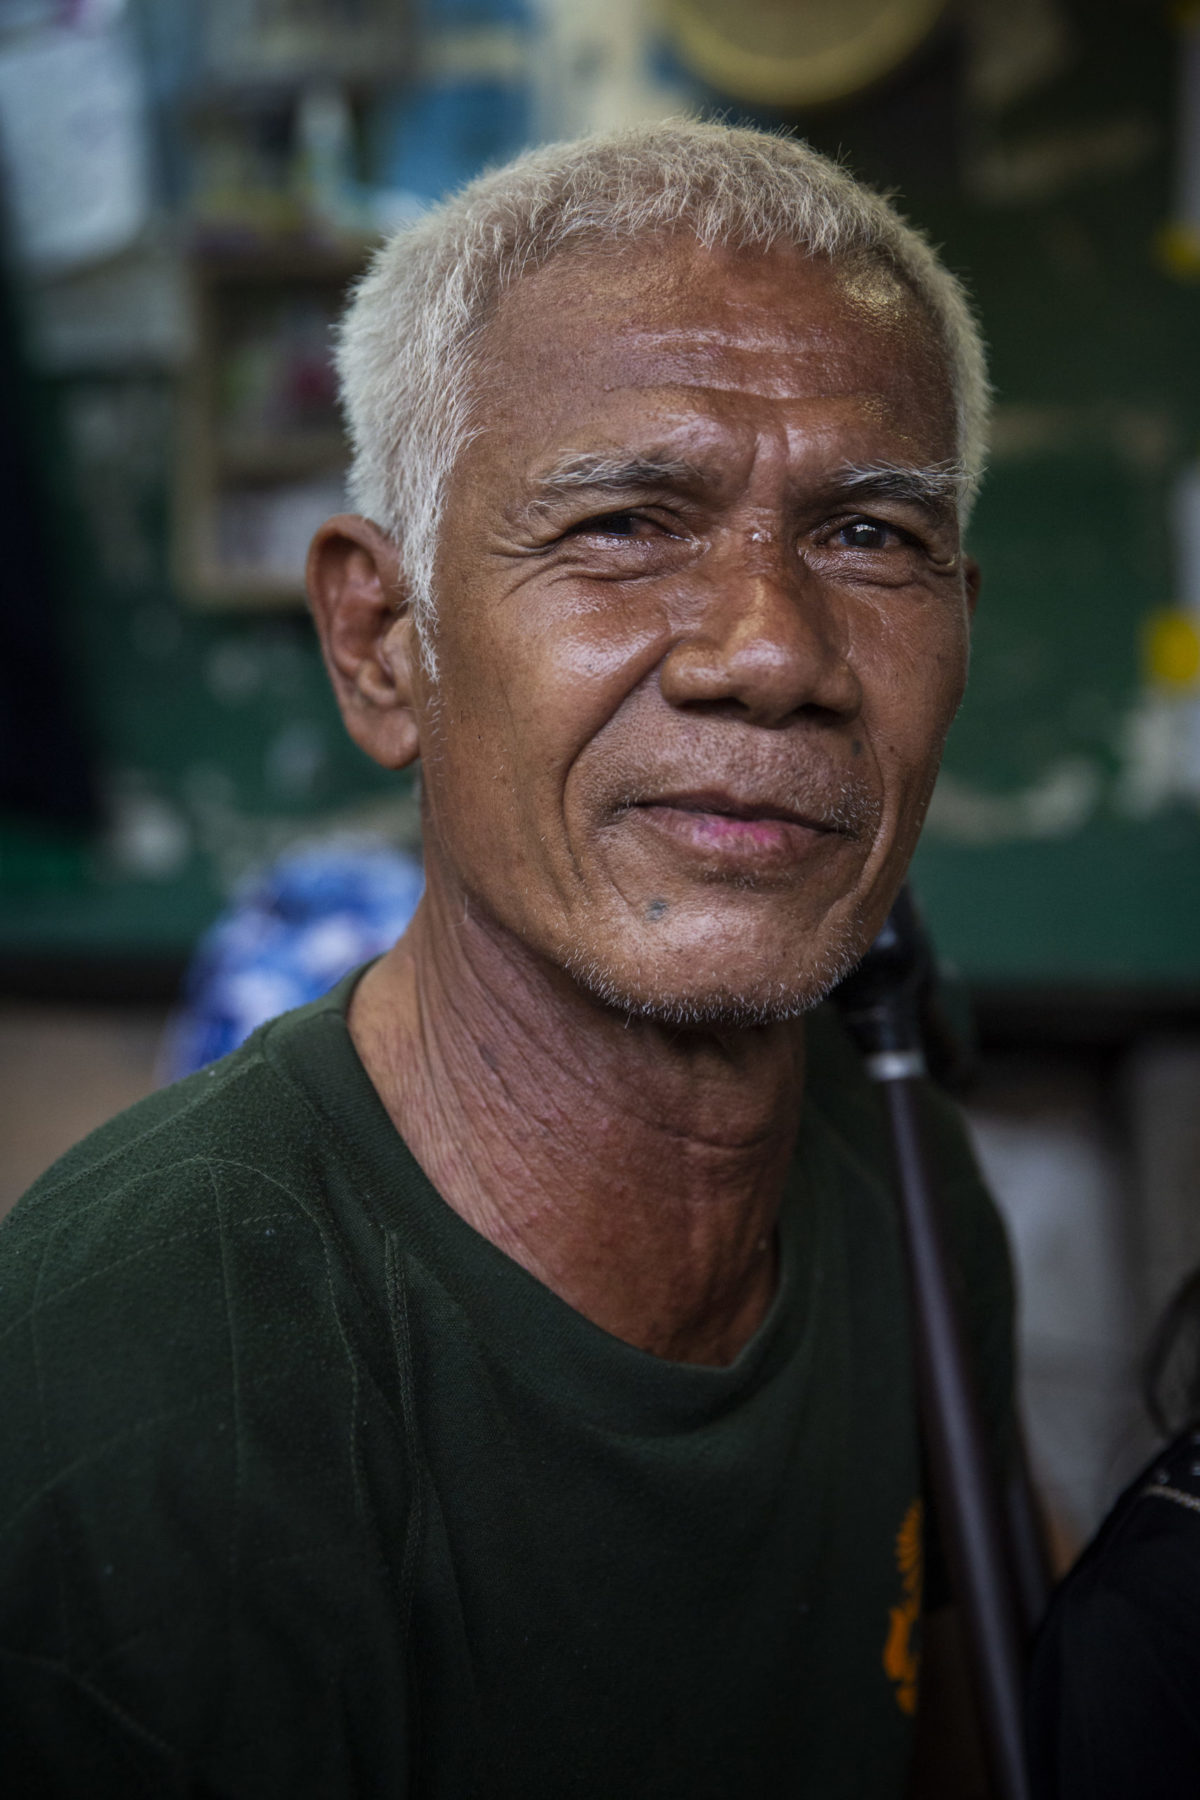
[{"xmin": 835, "ymin": 518, "xmax": 900, "ymax": 550}]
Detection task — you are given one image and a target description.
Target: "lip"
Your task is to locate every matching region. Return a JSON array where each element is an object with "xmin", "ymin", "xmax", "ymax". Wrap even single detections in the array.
[
  {"xmin": 625, "ymin": 789, "xmax": 846, "ymax": 865},
  {"xmin": 642, "ymin": 789, "xmax": 839, "ymax": 831}
]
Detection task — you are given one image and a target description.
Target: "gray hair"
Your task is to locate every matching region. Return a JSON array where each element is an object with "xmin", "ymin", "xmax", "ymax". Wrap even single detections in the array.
[{"xmin": 336, "ymin": 119, "xmax": 990, "ymax": 657}]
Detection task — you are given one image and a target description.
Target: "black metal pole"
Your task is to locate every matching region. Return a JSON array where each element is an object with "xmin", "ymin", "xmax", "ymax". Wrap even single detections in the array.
[{"xmin": 835, "ymin": 890, "xmax": 1031, "ymax": 1800}]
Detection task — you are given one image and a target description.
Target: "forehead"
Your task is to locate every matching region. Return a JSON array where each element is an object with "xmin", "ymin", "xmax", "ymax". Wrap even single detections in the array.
[{"xmin": 469, "ymin": 234, "xmax": 956, "ymax": 470}]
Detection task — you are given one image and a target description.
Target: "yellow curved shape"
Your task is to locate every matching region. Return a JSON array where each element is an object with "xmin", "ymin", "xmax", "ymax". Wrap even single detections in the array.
[
  {"xmin": 663, "ymin": 0, "xmax": 949, "ymax": 108},
  {"xmin": 1146, "ymin": 609, "xmax": 1200, "ymax": 689}
]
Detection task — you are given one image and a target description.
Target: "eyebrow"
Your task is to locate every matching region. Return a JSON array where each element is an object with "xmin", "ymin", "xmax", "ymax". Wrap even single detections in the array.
[
  {"xmin": 522, "ymin": 451, "xmax": 969, "ymax": 521},
  {"xmin": 525, "ymin": 451, "xmax": 705, "ymax": 514},
  {"xmin": 831, "ymin": 460, "xmax": 969, "ymax": 517}
]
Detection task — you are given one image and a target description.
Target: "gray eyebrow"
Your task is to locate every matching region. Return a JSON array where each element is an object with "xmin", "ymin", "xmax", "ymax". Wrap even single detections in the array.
[
  {"xmin": 524, "ymin": 451, "xmax": 969, "ymax": 520},
  {"xmin": 526, "ymin": 451, "xmax": 704, "ymax": 512},
  {"xmin": 832, "ymin": 460, "xmax": 969, "ymax": 516}
]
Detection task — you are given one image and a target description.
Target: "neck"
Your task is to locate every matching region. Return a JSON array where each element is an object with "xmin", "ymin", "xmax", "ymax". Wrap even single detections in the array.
[{"xmin": 350, "ymin": 867, "xmax": 807, "ymax": 1366}]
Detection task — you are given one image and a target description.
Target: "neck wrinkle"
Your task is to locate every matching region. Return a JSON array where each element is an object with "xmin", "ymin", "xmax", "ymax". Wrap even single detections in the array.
[{"xmin": 349, "ymin": 866, "xmax": 808, "ymax": 1366}]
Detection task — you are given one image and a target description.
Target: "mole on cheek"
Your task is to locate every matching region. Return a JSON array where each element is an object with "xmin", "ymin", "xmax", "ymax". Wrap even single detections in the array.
[
  {"xmin": 851, "ymin": 740, "xmax": 863, "ymax": 757},
  {"xmin": 645, "ymin": 898, "xmax": 669, "ymax": 921}
]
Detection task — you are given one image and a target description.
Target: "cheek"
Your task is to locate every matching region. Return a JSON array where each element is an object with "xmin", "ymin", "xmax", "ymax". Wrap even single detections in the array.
[
  {"xmin": 860, "ymin": 599, "xmax": 969, "ymax": 758},
  {"xmin": 847, "ymin": 605, "xmax": 967, "ymax": 857},
  {"xmin": 492, "ymin": 582, "xmax": 675, "ymax": 757},
  {"xmin": 421, "ymin": 588, "xmax": 671, "ymax": 853}
]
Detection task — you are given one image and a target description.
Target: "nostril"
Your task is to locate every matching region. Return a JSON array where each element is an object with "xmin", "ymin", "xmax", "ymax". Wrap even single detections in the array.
[
  {"xmin": 679, "ymin": 697, "xmax": 754, "ymax": 723},
  {"xmin": 676, "ymin": 695, "xmax": 839, "ymax": 728}
]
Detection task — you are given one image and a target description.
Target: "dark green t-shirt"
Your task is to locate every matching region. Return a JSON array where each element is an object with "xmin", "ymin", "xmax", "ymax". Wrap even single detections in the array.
[{"xmin": 0, "ymin": 973, "xmax": 1012, "ymax": 1799}]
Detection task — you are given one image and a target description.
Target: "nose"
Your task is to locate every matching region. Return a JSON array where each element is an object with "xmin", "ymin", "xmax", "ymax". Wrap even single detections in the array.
[{"xmin": 657, "ymin": 550, "xmax": 863, "ymax": 729}]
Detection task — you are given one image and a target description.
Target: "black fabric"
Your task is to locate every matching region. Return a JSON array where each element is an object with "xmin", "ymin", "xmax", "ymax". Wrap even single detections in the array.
[
  {"xmin": 1029, "ymin": 1431, "xmax": 1200, "ymax": 1799},
  {"xmin": 0, "ymin": 969, "xmax": 1013, "ymax": 1798}
]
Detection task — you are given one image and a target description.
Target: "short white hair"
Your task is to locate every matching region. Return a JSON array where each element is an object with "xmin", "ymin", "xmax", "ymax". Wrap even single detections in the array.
[{"xmin": 336, "ymin": 119, "xmax": 990, "ymax": 653}]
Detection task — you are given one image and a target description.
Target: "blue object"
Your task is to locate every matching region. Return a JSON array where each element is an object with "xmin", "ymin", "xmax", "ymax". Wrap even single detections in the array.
[
  {"xmin": 372, "ymin": 79, "xmax": 532, "ymax": 204},
  {"xmin": 161, "ymin": 838, "xmax": 424, "ymax": 1080}
]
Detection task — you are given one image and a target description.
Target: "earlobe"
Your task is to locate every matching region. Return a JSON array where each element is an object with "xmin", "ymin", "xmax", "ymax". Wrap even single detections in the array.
[{"xmin": 306, "ymin": 514, "xmax": 423, "ymax": 770}]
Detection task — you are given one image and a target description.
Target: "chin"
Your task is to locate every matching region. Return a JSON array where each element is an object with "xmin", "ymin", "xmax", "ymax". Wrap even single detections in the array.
[{"xmin": 562, "ymin": 913, "xmax": 869, "ymax": 1029}]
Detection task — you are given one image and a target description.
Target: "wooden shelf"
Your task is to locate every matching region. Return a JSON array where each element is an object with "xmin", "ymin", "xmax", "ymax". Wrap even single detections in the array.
[
  {"xmin": 175, "ymin": 241, "xmax": 368, "ymax": 611},
  {"xmin": 215, "ymin": 430, "xmax": 346, "ymax": 479},
  {"xmin": 184, "ymin": 567, "xmax": 310, "ymax": 610},
  {"xmin": 188, "ymin": 235, "xmax": 377, "ymax": 284}
]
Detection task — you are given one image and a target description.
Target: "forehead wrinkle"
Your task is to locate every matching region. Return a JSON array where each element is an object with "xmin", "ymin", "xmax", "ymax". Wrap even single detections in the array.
[
  {"xmin": 483, "ymin": 300, "xmax": 909, "ymax": 406},
  {"xmin": 599, "ymin": 351, "xmax": 886, "ymax": 405},
  {"xmin": 573, "ymin": 304, "xmax": 937, "ymax": 405}
]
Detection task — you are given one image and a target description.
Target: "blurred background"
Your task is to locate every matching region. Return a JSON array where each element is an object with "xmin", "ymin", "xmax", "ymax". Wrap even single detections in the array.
[{"xmin": 0, "ymin": 0, "xmax": 1197, "ymax": 1565}]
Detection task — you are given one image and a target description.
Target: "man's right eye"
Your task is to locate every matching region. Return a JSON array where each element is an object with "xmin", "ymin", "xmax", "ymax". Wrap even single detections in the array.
[{"xmin": 569, "ymin": 510, "xmax": 644, "ymax": 538}]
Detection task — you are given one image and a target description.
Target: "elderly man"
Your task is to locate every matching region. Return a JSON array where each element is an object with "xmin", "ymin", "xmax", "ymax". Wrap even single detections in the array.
[{"xmin": 0, "ymin": 123, "xmax": 1011, "ymax": 1797}]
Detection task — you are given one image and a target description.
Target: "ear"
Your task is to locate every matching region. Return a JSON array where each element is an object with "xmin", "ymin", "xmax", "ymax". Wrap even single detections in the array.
[
  {"xmin": 307, "ymin": 514, "xmax": 423, "ymax": 770},
  {"xmin": 963, "ymin": 555, "xmax": 982, "ymax": 620}
]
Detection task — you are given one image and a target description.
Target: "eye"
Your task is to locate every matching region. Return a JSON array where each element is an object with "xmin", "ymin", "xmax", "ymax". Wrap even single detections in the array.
[
  {"xmin": 833, "ymin": 517, "xmax": 904, "ymax": 551},
  {"xmin": 544, "ymin": 504, "xmax": 693, "ymax": 579},
  {"xmin": 568, "ymin": 510, "xmax": 646, "ymax": 540}
]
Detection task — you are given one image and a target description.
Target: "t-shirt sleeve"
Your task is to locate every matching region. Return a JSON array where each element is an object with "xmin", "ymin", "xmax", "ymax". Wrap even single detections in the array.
[{"xmin": 0, "ymin": 1653, "xmax": 205, "ymax": 1797}]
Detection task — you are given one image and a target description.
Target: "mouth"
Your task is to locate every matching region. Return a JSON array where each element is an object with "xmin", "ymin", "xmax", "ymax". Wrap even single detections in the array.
[
  {"xmin": 625, "ymin": 788, "xmax": 853, "ymax": 862},
  {"xmin": 642, "ymin": 789, "xmax": 842, "ymax": 829}
]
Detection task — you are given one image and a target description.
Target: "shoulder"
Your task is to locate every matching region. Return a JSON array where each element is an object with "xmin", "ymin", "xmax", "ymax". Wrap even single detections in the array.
[
  {"xmin": 1041, "ymin": 1434, "xmax": 1200, "ymax": 1623},
  {"xmin": 0, "ymin": 994, "xmax": 372, "ymax": 1507},
  {"xmin": 0, "ymin": 988, "xmax": 389, "ymax": 1461},
  {"xmin": 0, "ymin": 995, "xmax": 391, "ymax": 1617},
  {"xmin": 7, "ymin": 1018, "xmax": 293, "ymax": 1224},
  {"xmin": 0, "ymin": 975, "xmax": 373, "ymax": 1265},
  {"xmin": 0, "ymin": 1005, "xmax": 351, "ymax": 1381},
  {"xmin": 0, "ymin": 993, "xmax": 411, "ymax": 1780}
]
